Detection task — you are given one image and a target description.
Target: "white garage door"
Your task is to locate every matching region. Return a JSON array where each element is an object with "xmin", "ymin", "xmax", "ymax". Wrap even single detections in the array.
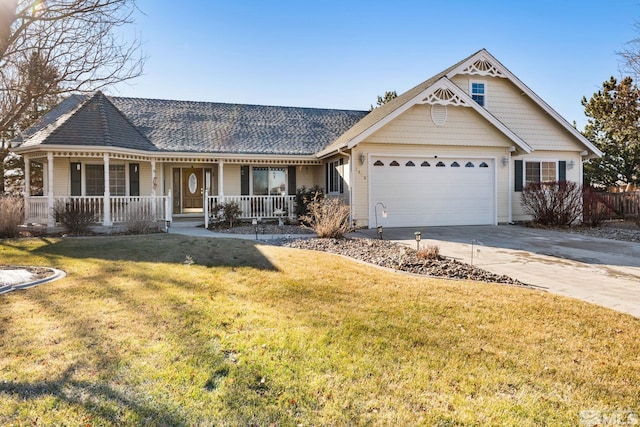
[{"xmin": 369, "ymin": 156, "xmax": 495, "ymax": 227}]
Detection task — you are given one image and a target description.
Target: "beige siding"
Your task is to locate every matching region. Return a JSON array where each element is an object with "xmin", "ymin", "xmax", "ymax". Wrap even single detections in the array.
[
  {"xmin": 223, "ymin": 164, "xmax": 241, "ymax": 195},
  {"xmin": 366, "ymin": 104, "xmax": 515, "ymax": 148},
  {"xmin": 352, "ymin": 144, "xmax": 513, "ymax": 227},
  {"xmin": 53, "ymin": 158, "xmax": 69, "ymax": 196},
  {"xmin": 450, "ymin": 75, "xmax": 582, "ymax": 152},
  {"xmin": 139, "ymin": 162, "xmax": 153, "ymax": 195},
  {"xmin": 296, "ymin": 165, "xmax": 320, "ymax": 190}
]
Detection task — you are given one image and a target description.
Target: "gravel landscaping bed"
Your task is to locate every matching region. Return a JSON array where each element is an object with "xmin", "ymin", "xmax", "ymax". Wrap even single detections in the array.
[
  {"xmin": 283, "ymin": 237, "xmax": 528, "ymax": 287},
  {"xmin": 566, "ymin": 224, "xmax": 640, "ymax": 243}
]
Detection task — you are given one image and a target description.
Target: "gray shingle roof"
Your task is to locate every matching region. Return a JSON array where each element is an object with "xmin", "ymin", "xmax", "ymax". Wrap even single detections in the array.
[
  {"xmin": 16, "ymin": 94, "xmax": 369, "ymax": 156},
  {"xmin": 109, "ymin": 97, "xmax": 368, "ymax": 155},
  {"xmin": 18, "ymin": 92, "xmax": 157, "ymax": 151}
]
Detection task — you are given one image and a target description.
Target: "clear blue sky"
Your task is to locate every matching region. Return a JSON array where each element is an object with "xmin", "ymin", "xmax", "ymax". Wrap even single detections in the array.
[{"xmin": 112, "ymin": 0, "xmax": 640, "ymax": 130}]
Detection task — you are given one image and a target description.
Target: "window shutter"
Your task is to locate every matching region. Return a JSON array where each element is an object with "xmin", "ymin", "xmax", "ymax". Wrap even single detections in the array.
[
  {"xmin": 514, "ymin": 160, "xmax": 523, "ymax": 192},
  {"xmin": 339, "ymin": 158, "xmax": 344, "ymax": 194},
  {"xmin": 129, "ymin": 163, "xmax": 140, "ymax": 196},
  {"xmin": 558, "ymin": 161, "xmax": 566, "ymax": 182},
  {"xmin": 70, "ymin": 163, "xmax": 81, "ymax": 196},
  {"xmin": 240, "ymin": 165, "xmax": 249, "ymax": 195},
  {"xmin": 325, "ymin": 163, "xmax": 329, "ymax": 193},
  {"xmin": 287, "ymin": 166, "xmax": 296, "ymax": 195}
]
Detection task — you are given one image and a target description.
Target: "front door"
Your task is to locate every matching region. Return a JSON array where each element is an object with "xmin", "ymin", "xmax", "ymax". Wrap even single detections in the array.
[{"xmin": 182, "ymin": 168, "xmax": 203, "ymax": 211}]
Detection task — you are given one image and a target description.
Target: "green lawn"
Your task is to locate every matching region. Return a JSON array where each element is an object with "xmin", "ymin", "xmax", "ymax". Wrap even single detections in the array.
[{"xmin": 1, "ymin": 234, "xmax": 639, "ymax": 426}]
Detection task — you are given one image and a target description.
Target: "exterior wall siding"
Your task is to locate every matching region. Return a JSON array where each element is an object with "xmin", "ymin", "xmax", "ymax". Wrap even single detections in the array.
[
  {"xmin": 450, "ymin": 75, "xmax": 582, "ymax": 152},
  {"xmin": 223, "ymin": 164, "xmax": 241, "ymax": 195},
  {"xmin": 366, "ymin": 104, "xmax": 515, "ymax": 147},
  {"xmin": 53, "ymin": 158, "xmax": 69, "ymax": 196},
  {"xmin": 295, "ymin": 165, "xmax": 318, "ymax": 190}
]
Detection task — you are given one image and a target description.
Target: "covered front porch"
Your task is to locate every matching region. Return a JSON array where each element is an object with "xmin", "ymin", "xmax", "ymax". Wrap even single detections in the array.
[{"xmin": 21, "ymin": 149, "xmax": 323, "ymax": 229}]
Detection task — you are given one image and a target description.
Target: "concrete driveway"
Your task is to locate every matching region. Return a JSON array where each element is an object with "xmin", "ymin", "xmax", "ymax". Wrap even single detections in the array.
[{"xmin": 350, "ymin": 225, "xmax": 640, "ymax": 319}]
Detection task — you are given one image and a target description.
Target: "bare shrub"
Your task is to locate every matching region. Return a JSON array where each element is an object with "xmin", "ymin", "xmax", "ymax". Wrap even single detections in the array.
[
  {"xmin": 0, "ymin": 195, "xmax": 24, "ymax": 237},
  {"xmin": 302, "ymin": 196, "xmax": 352, "ymax": 238},
  {"xmin": 53, "ymin": 200, "xmax": 96, "ymax": 235},
  {"xmin": 212, "ymin": 201, "xmax": 242, "ymax": 228},
  {"xmin": 582, "ymin": 188, "xmax": 617, "ymax": 227},
  {"xmin": 521, "ymin": 181, "xmax": 583, "ymax": 226},
  {"xmin": 294, "ymin": 185, "xmax": 324, "ymax": 221},
  {"xmin": 126, "ymin": 208, "xmax": 159, "ymax": 234},
  {"xmin": 417, "ymin": 245, "xmax": 440, "ymax": 260}
]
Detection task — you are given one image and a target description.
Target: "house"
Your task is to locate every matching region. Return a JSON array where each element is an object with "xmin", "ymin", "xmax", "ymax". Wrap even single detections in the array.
[{"xmin": 13, "ymin": 49, "xmax": 602, "ymax": 230}]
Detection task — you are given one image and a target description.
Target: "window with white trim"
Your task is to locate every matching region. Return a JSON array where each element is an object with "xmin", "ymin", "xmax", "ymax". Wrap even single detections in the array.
[
  {"xmin": 470, "ymin": 81, "xmax": 486, "ymax": 107},
  {"xmin": 252, "ymin": 166, "xmax": 286, "ymax": 196},
  {"xmin": 85, "ymin": 164, "xmax": 126, "ymax": 196},
  {"xmin": 525, "ymin": 161, "xmax": 557, "ymax": 184},
  {"xmin": 326, "ymin": 158, "xmax": 344, "ymax": 194}
]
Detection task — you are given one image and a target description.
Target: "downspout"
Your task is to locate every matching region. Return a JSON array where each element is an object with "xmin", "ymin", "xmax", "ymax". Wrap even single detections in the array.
[{"xmin": 338, "ymin": 148, "xmax": 353, "ymax": 227}]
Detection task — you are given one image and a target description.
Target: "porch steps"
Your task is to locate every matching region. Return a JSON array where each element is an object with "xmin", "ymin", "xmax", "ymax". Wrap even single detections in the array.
[{"xmin": 170, "ymin": 218, "xmax": 204, "ymax": 228}]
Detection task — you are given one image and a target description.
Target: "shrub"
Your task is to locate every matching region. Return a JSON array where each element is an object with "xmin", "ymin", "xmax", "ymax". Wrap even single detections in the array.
[
  {"xmin": 520, "ymin": 181, "xmax": 583, "ymax": 226},
  {"xmin": 0, "ymin": 195, "xmax": 24, "ymax": 237},
  {"xmin": 582, "ymin": 188, "xmax": 617, "ymax": 227},
  {"xmin": 294, "ymin": 185, "xmax": 324, "ymax": 221},
  {"xmin": 53, "ymin": 200, "xmax": 96, "ymax": 235},
  {"xmin": 417, "ymin": 245, "xmax": 440, "ymax": 260},
  {"xmin": 212, "ymin": 201, "xmax": 242, "ymax": 228},
  {"xmin": 301, "ymin": 196, "xmax": 352, "ymax": 238},
  {"xmin": 126, "ymin": 208, "xmax": 160, "ymax": 234}
]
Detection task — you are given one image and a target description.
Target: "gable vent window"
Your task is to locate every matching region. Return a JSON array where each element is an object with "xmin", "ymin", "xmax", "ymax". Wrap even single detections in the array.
[
  {"xmin": 471, "ymin": 81, "xmax": 486, "ymax": 107},
  {"xmin": 430, "ymin": 104, "xmax": 447, "ymax": 126},
  {"xmin": 390, "ymin": 160, "xmax": 400, "ymax": 166},
  {"xmin": 421, "ymin": 161, "xmax": 431, "ymax": 167},
  {"xmin": 436, "ymin": 161, "xmax": 446, "ymax": 167},
  {"xmin": 405, "ymin": 161, "xmax": 415, "ymax": 167},
  {"xmin": 451, "ymin": 161, "xmax": 460, "ymax": 167},
  {"xmin": 479, "ymin": 162, "xmax": 489, "ymax": 168},
  {"xmin": 465, "ymin": 162, "xmax": 475, "ymax": 167},
  {"xmin": 374, "ymin": 160, "xmax": 384, "ymax": 166}
]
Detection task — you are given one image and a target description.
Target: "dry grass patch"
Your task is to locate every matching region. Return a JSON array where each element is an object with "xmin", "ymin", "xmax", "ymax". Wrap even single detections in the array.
[{"xmin": 0, "ymin": 235, "xmax": 639, "ymax": 425}]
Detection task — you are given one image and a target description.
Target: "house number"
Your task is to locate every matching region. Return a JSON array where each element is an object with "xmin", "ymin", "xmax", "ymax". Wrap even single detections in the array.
[{"xmin": 188, "ymin": 173, "xmax": 198, "ymax": 194}]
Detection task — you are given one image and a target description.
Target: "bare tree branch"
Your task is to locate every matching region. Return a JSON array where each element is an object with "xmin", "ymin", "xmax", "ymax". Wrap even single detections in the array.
[{"xmin": 0, "ymin": 0, "xmax": 145, "ymax": 192}]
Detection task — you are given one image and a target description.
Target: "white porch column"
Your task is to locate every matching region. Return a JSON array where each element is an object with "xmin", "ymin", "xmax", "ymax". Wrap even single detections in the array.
[
  {"xmin": 218, "ymin": 161, "xmax": 224, "ymax": 198},
  {"xmin": 24, "ymin": 155, "xmax": 30, "ymax": 222},
  {"xmin": 47, "ymin": 152, "xmax": 54, "ymax": 227},
  {"xmin": 151, "ymin": 159, "xmax": 157, "ymax": 220},
  {"xmin": 103, "ymin": 152, "xmax": 111, "ymax": 226}
]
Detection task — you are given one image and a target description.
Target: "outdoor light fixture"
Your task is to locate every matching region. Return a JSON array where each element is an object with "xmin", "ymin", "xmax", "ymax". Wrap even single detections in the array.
[
  {"xmin": 359, "ymin": 153, "xmax": 366, "ymax": 165},
  {"xmin": 568, "ymin": 160, "xmax": 575, "ymax": 170},
  {"xmin": 502, "ymin": 156, "xmax": 509, "ymax": 167},
  {"xmin": 374, "ymin": 202, "xmax": 387, "ymax": 240},
  {"xmin": 252, "ymin": 218, "xmax": 258, "ymax": 240},
  {"xmin": 414, "ymin": 231, "xmax": 421, "ymax": 251}
]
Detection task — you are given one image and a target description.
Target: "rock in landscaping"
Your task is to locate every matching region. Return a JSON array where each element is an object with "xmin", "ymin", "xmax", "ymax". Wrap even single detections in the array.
[{"xmin": 283, "ymin": 238, "xmax": 528, "ymax": 287}]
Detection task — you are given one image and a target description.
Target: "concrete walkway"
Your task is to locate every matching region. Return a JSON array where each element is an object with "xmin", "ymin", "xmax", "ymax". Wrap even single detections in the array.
[{"xmin": 168, "ymin": 222, "xmax": 640, "ymax": 319}]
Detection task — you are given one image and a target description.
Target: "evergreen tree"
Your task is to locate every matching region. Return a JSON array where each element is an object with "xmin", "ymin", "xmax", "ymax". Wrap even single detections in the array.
[{"xmin": 581, "ymin": 76, "xmax": 640, "ymax": 188}]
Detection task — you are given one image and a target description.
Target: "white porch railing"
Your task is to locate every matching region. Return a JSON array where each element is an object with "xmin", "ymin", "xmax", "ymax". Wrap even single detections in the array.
[
  {"xmin": 25, "ymin": 195, "xmax": 171, "ymax": 226},
  {"xmin": 205, "ymin": 195, "xmax": 296, "ymax": 221},
  {"xmin": 26, "ymin": 193, "xmax": 294, "ymax": 228}
]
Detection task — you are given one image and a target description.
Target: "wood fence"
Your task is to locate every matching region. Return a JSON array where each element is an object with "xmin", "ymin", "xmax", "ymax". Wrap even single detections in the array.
[{"xmin": 584, "ymin": 191, "xmax": 640, "ymax": 221}]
